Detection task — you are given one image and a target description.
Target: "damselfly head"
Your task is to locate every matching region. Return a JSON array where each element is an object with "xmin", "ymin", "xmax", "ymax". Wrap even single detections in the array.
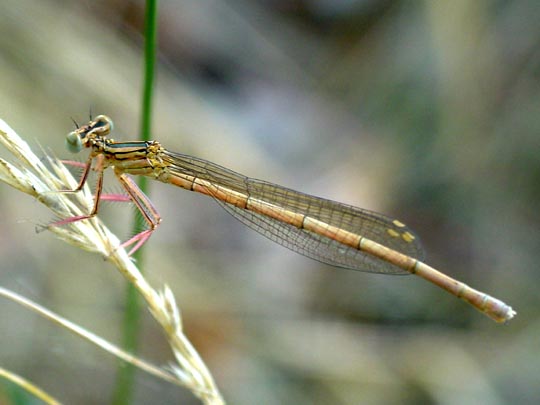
[{"xmin": 65, "ymin": 115, "xmax": 114, "ymax": 153}]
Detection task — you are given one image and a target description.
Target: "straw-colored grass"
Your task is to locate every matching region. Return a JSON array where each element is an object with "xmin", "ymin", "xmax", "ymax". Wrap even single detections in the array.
[{"xmin": 0, "ymin": 118, "xmax": 224, "ymax": 404}]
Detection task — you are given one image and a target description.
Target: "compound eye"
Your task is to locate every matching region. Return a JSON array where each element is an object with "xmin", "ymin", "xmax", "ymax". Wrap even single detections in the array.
[
  {"xmin": 92, "ymin": 115, "xmax": 113, "ymax": 134},
  {"xmin": 66, "ymin": 131, "xmax": 82, "ymax": 153}
]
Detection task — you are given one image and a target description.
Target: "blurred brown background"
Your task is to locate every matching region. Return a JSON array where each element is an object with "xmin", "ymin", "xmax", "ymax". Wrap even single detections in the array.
[{"xmin": 0, "ymin": 0, "xmax": 538, "ymax": 404}]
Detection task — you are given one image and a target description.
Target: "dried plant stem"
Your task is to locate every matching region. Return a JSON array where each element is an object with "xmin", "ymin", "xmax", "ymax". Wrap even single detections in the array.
[
  {"xmin": 0, "ymin": 119, "xmax": 224, "ymax": 404},
  {"xmin": 0, "ymin": 287, "xmax": 191, "ymax": 390},
  {"xmin": 0, "ymin": 365, "xmax": 62, "ymax": 405}
]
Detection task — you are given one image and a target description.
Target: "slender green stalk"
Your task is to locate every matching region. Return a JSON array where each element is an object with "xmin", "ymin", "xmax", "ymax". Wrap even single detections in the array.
[
  {"xmin": 112, "ymin": 1, "xmax": 158, "ymax": 403},
  {"xmin": 0, "ymin": 366, "xmax": 61, "ymax": 405}
]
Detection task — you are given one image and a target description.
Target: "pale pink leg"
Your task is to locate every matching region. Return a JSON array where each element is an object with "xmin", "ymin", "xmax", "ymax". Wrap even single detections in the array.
[
  {"xmin": 53, "ymin": 157, "xmax": 160, "ymax": 256},
  {"xmin": 112, "ymin": 171, "xmax": 162, "ymax": 255},
  {"xmin": 61, "ymin": 160, "xmax": 131, "ymax": 202}
]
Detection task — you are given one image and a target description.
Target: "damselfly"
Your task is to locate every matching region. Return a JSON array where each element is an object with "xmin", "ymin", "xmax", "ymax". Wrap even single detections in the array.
[{"xmin": 56, "ymin": 115, "xmax": 515, "ymax": 323}]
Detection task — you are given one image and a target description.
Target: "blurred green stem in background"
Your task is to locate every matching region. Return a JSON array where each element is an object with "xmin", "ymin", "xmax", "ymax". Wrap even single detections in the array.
[{"xmin": 112, "ymin": 0, "xmax": 158, "ymax": 403}]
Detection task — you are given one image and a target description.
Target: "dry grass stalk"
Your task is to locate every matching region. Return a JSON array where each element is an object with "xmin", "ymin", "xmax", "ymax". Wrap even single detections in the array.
[{"xmin": 0, "ymin": 118, "xmax": 224, "ymax": 405}]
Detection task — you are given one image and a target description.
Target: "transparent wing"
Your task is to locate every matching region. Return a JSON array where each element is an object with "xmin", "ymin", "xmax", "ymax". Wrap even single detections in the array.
[{"xmin": 163, "ymin": 151, "xmax": 424, "ymax": 274}]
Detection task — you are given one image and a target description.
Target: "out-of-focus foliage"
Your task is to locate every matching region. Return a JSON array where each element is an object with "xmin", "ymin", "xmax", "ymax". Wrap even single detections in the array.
[{"xmin": 0, "ymin": 1, "xmax": 538, "ymax": 404}]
